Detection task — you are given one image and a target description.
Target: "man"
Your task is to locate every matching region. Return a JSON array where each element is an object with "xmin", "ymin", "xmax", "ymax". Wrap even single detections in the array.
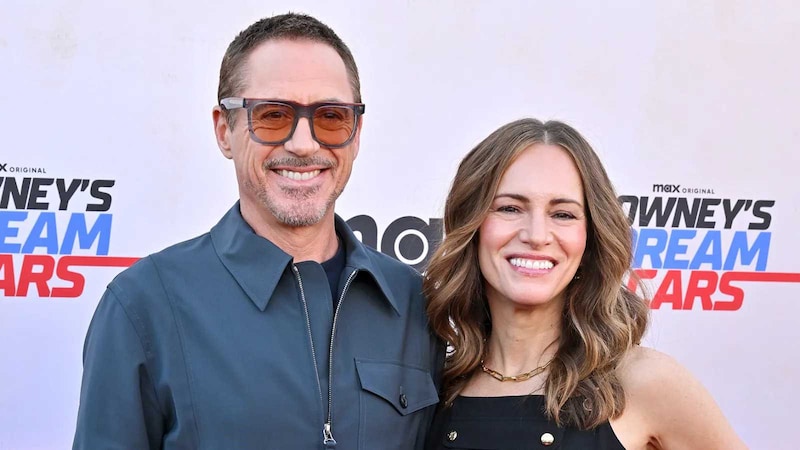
[{"xmin": 73, "ymin": 13, "xmax": 442, "ymax": 450}]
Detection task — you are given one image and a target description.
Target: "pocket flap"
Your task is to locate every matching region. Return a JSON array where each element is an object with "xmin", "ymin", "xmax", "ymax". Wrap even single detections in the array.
[{"xmin": 355, "ymin": 358, "xmax": 439, "ymax": 416}]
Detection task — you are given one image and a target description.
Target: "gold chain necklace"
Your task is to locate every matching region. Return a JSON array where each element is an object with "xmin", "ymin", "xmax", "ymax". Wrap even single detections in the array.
[{"xmin": 480, "ymin": 358, "xmax": 554, "ymax": 382}]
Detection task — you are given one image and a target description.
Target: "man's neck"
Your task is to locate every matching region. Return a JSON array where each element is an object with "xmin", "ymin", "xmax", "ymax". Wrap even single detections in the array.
[{"xmin": 240, "ymin": 202, "xmax": 340, "ymax": 263}]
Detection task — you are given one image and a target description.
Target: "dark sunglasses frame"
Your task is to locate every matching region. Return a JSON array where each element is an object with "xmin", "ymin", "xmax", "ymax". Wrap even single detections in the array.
[{"xmin": 219, "ymin": 97, "xmax": 366, "ymax": 148}]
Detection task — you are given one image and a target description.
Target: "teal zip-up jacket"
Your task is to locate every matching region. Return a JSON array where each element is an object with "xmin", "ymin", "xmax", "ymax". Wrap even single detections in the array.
[{"xmin": 73, "ymin": 203, "xmax": 444, "ymax": 450}]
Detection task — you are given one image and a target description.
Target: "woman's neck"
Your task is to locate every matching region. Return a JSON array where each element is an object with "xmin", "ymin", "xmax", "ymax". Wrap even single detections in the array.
[{"xmin": 484, "ymin": 298, "xmax": 564, "ymax": 376}]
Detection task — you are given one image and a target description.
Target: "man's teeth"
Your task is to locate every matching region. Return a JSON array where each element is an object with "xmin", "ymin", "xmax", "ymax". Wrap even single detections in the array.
[
  {"xmin": 278, "ymin": 169, "xmax": 321, "ymax": 181},
  {"xmin": 509, "ymin": 258, "xmax": 554, "ymax": 270}
]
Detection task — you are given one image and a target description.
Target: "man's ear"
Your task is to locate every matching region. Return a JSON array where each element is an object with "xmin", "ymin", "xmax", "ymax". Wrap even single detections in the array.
[{"xmin": 212, "ymin": 106, "xmax": 234, "ymax": 160}]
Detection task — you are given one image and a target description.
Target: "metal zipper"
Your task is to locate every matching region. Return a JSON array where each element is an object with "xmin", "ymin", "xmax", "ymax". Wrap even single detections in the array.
[
  {"xmin": 323, "ymin": 268, "xmax": 359, "ymax": 449},
  {"xmin": 291, "ymin": 265, "xmax": 326, "ymax": 433}
]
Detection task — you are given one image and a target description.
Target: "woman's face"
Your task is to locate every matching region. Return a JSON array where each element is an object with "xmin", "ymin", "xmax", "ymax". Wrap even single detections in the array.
[{"xmin": 478, "ymin": 143, "xmax": 588, "ymax": 310}]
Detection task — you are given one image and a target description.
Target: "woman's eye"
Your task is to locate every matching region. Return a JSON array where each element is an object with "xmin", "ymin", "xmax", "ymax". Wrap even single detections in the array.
[
  {"xmin": 496, "ymin": 205, "xmax": 520, "ymax": 213},
  {"xmin": 553, "ymin": 212, "xmax": 577, "ymax": 220}
]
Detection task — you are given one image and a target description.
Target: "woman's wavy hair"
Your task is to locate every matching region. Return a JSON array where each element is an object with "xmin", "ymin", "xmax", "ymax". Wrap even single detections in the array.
[{"xmin": 424, "ymin": 118, "xmax": 649, "ymax": 428}]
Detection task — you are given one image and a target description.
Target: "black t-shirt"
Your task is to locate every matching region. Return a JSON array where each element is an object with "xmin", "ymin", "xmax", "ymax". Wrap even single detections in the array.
[{"xmin": 320, "ymin": 236, "xmax": 346, "ymax": 307}]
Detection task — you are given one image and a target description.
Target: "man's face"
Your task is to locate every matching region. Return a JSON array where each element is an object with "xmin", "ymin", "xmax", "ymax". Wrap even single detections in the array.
[{"xmin": 213, "ymin": 39, "xmax": 360, "ymax": 228}]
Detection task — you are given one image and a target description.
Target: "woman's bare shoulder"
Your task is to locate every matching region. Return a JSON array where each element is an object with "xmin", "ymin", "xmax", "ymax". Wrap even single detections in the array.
[
  {"xmin": 613, "ymin": 346, "xmax": 748, "ymax": 450},
  {"xmin": 617, "ymin": 346, "xmax": 684, "ymax": 390}
]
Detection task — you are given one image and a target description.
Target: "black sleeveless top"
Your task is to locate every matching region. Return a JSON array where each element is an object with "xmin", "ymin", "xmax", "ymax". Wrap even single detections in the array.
[{"xmin": 426, "ymin": 396, "xmax": 626, "ymax": 450}]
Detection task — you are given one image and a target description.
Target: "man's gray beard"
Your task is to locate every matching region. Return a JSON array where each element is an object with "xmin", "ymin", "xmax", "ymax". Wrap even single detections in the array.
[
  {"xmin": 257, "ymin": 157, "xmax": 341, "ymax": 227},
  {"xmin": 258, "ymin": 184, "xmax": 340, "ymax": 227}
]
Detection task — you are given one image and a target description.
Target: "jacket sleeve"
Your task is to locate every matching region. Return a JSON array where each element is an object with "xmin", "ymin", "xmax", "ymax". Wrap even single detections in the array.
[{"xmin": 72, "ymin": 288, "xmax": 165, "ymax": 450}]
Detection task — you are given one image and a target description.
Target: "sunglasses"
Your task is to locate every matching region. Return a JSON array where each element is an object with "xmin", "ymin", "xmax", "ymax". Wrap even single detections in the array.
[{"xmin": 220, "ymin": 97, "xmax": 365, "ymax": 148}]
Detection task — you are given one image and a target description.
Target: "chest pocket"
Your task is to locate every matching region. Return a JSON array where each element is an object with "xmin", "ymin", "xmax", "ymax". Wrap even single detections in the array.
[{"xmin": 355, "ymin": 358, "xmax": 439, "ymax": 449}]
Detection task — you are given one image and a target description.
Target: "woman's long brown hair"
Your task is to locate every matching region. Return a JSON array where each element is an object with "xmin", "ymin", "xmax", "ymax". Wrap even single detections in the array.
[{"xmin": 424, "ymin": 118, "xmax": 649, "ymax": 428}]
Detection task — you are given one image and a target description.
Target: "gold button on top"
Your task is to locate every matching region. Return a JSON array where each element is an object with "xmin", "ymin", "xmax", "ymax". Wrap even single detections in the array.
[
  {"xmin": 447, "ymin": 431, "xmax": 458, "ymax": 441},
  {"xmin": 540, "ymin": 432, "xmax": 555, "ymax": 446}
]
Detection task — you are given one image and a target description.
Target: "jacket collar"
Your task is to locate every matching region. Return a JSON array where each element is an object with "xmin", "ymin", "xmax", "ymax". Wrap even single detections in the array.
[{"xmin": 210, "ymin": 202, "xmax": 401, "ymax": 314}]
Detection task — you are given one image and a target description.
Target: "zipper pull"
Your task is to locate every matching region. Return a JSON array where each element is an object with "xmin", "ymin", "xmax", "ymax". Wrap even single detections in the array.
[{"xmin": 323, "ymin": 422, "xmax": 337, "ymax": 448}]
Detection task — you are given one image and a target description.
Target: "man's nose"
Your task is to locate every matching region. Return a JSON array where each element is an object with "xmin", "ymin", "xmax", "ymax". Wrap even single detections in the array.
[{"xmin": 283, "ymin": 118, "xmax": 321, "ymax": 156}]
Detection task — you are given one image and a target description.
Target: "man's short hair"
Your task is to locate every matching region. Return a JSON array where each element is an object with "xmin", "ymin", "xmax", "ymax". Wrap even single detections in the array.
[{"xmin": 218, "ymin": 12, "xmax": 362, "ymax": 126}]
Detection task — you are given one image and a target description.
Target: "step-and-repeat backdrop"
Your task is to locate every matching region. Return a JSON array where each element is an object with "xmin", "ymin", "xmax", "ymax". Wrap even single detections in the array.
[{"xmin": 2, "ymin": 1, "xmax": 798, "ymax": 448}]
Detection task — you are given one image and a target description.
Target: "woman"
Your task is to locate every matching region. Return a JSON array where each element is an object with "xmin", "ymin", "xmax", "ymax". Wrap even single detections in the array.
[{"xmin": 424, "ymin": 119, "xmax": 746, "ymax": 449}]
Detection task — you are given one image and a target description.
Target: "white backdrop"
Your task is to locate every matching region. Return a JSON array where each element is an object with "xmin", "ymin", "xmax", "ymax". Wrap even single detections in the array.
[{"xmin": 1, "ymin": 1, "xmax": 798, "ymax": 449}]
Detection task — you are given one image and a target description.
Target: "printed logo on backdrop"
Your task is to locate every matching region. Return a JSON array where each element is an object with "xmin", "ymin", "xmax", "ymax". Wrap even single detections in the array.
[
  {"xmin": 346, "ymin": 215, "xmax": 443, "ymax": 271},
  {"xmin": 0, "ymin": 163, "xmax": 136, "ymax": 297},
  {"xmin": 621, "ymin": 183, "xmax": 799, "ymax": 311}
]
